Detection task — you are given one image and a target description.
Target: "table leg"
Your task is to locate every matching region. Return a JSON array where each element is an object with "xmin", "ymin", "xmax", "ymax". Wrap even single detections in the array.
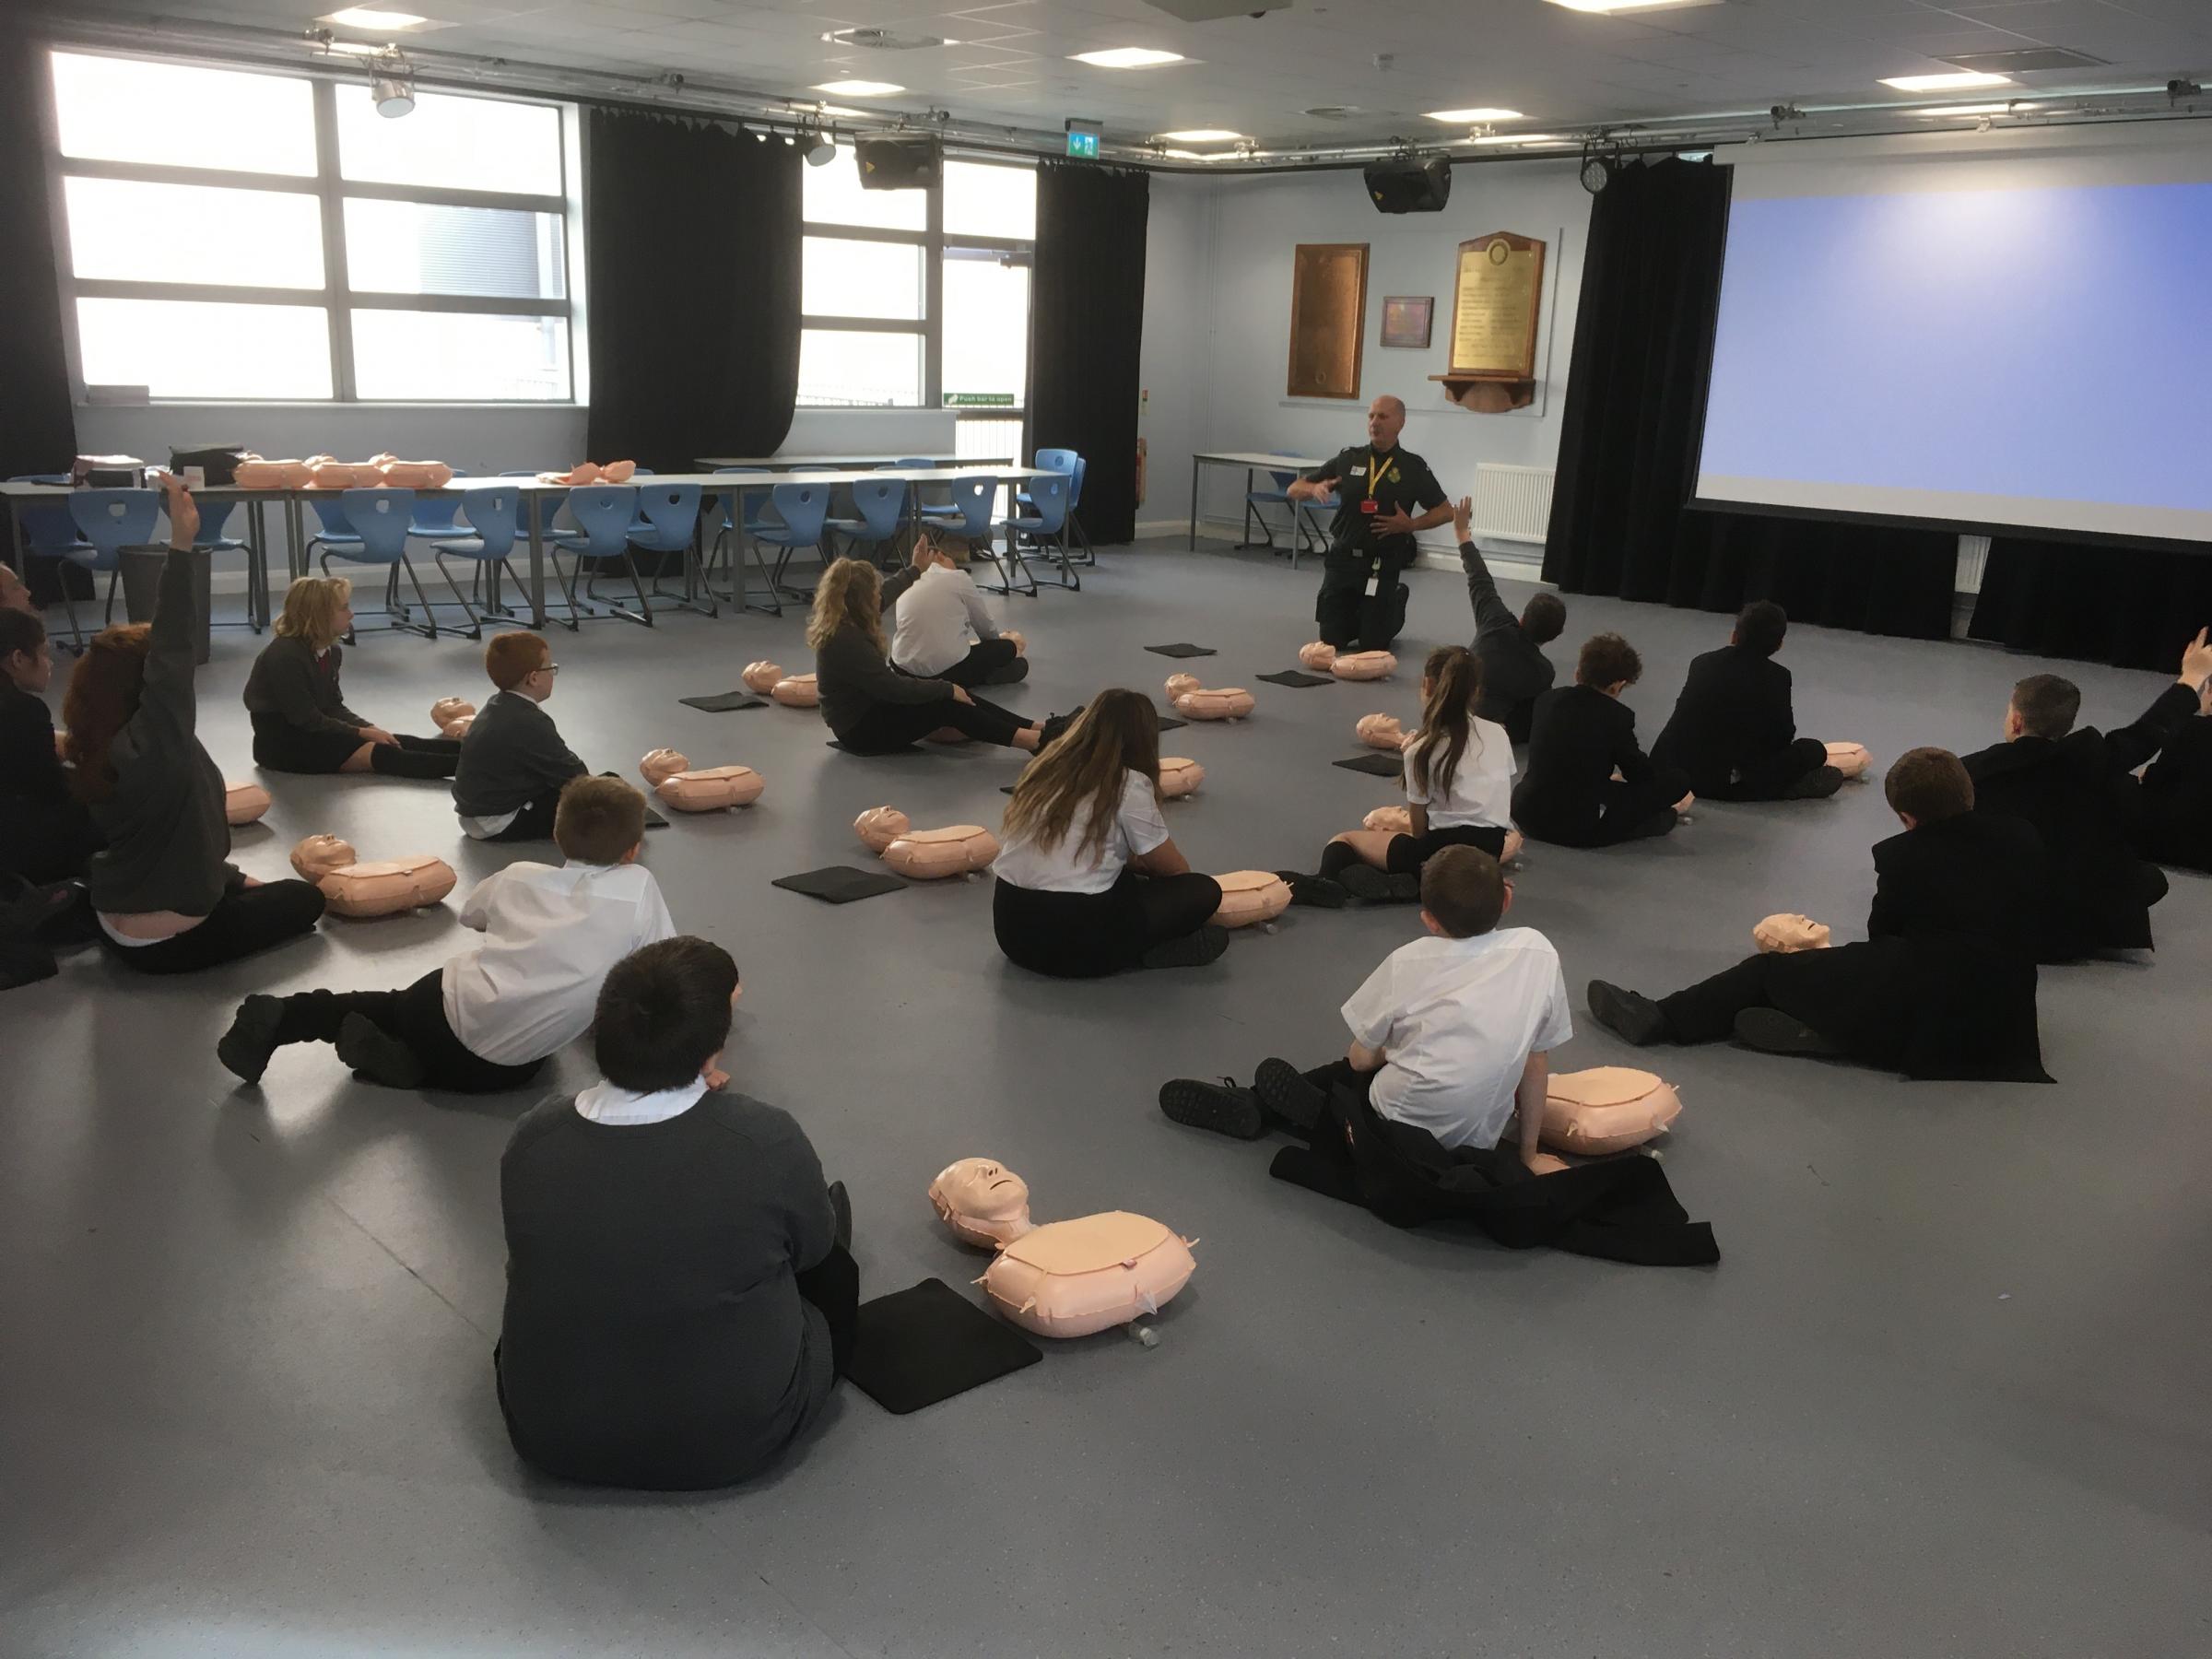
[
  {"xmin": 246, "ymin": 499, "xmax": 268, "ymax": 629},
  {"xmin": 1188, "ymin": 456, "xmax": 1200, "ymax": 551},
  {"xmin": 526, "ymin": 494, "xmax": 547, "ymax": 629}
]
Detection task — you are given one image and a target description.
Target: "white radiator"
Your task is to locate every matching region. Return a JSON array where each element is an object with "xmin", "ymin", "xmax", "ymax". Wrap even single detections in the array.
[{"xmin": 1466, "ymin": 464, "xmax": 1555, "ymax": 545}]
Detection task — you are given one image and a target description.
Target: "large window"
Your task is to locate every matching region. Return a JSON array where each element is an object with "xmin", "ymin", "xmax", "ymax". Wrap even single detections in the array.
[
  {"xmin": 48, "ymin": 51, "xmax": 576, "ymax": 403},
  {"xmin": 798, "ymin": 147, "xmax": 1036, "ymax": 435}
]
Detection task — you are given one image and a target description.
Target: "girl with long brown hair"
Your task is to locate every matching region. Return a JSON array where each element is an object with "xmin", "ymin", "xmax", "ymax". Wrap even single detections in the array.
[
  {"xmin": 241, "ymin": 576, "xmax": 460, "ymax": 777},
  {"xmin": 807, "ymin": 552, "xmax": 1065, "ymax": 756},
  {"xmin": 64, "ymin": 475, "xmax": 324, "ymax": 972},
  {"xmin": 1284, "ymin": 645, "xmax": 1517, "ymax": 906},
  {"xmin": 992, "ymin": 688, "xmax": 1226, "ymax": 976}
]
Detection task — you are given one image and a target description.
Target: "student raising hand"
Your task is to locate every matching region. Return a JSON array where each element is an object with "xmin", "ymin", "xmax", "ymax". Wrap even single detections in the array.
[
  {"xmin": 157, "ymin": 469, "xmax": 199, "ymax": 549},
  {"xmin": 1452, "ymin": 495, "xmax": 1474, "ymax": 541},
  {"xmin": 2179, "ymin": 626, "xmax": 2212, "ymax": 690}
]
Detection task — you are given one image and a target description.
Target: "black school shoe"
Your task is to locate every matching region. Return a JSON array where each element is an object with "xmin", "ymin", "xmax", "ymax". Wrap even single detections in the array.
[
  {"xmin": 1586, "ymin": 980, "xmax": 1668, "ymax": 1047},
  {"xmin": 1336, "ymin": 865, "xmax": 1421, "ymax": 904},
  {"xmin": 1734, "ymin": 1007, "xmax": 1841, "ymax": 1056},
  {"xmin": 1139, "ymin": 924, "xmax": 1230, "ymax": 970},
  {"xmin": 336, "ymin": 1013, "xmax": 427, "ymax": 1088},
  {"xmin": 217, "ymin": 994, "xmax": 287, "ymax": 1084},
  {"xmin": 1277, "ymin": 870, "xmax": 1349, "ymax": 909},
  {"xmin": 1037, "ymin": 706, "xmax": 1084, "ymax": 749},
  {"xmin": 1784, "ymin": 764, "xmax": 1847, "ymax": 800},
  {"xmin": 1159, "ymin": 1077, "xmax": 1265, "ymax": 1140},
  {"xmin": 1253, "ymin": 1057, "xmax": 1327, "ymax": 1132}
]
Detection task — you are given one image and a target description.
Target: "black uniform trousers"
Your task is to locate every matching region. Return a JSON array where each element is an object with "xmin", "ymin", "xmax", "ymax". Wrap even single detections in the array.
[{"xmin": 1314, "ymin": 550, "xmax": 1411, "ymax": 652}]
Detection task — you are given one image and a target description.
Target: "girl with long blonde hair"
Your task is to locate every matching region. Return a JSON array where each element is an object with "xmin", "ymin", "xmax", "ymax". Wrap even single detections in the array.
[
  {"xmin": 807, "ymin": 551, "xmax": 1068, "ymax": 756},
  {"xmin": 241, "ymin": 575, "xmax": 461, "ymax": 777},
  {"xmin": 1285, "ymin": 645, "xmax": 1517, "ymax": 907},
  {"xmin": 992, "ymin": 688, "xmax": 1226, "ymax": 976}
]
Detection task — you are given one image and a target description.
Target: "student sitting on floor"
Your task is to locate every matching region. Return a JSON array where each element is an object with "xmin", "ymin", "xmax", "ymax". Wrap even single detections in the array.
[
  {"xmin": 811, "ymin": 556, "xmax": 1066, "ymax": 756},
  {"xmin": 0, "ymin": 606, "xmax": 100, "ymax": 884},
  {"xmin": 218, "ymin": 775, "xmax": 674, "ymax": 1088},
  {"xmin": 242, "ymin": 577, "xmax": 461, "ymax": 781},
  {"xmin": 1454, "ymin": 495, "xmax": 1564, "ymax": 745},
  {"xmin": 890, "ymin": 528, "xmax": 1027, "ymax": 688},
  {"xmin": 2140, "ymin": 674, "xmax": 2212, "ymax": 873},
  {"xmin": 452, "ymin": 629, "xmax": 588, "ymax": 841},
  {"xmin": 65, "ymin": 477, "xmax": 325, "ymax": 974},
  {"xmin": 1584, "ymin": 747, "xmax": 2049, "ymax": 1082},
  {"xmin": 1160, "ymin": 844, "xmax": 1566, "ymax": 1171},
  {"xmin": 1511, "ymin": 632, "xmax": 1691, "ymax": 848},
  {"xmin": 1284, "ymin": 645, "xmax": 1515, "ymax": 907},
  {"xmin": 496, "ymin": 935, "xmax": 855, "ymax": 1490},
  {"xmin": 1651, "ymin": 600, "xmax": 1841, "ymax": 802},
  {"xmin": 1957, "ymin": 627, "xmax": 2210, "ymax": 959},
  {"xmin": 993, "ymin": 688, "xmax": 1227, "ymax": 976}
]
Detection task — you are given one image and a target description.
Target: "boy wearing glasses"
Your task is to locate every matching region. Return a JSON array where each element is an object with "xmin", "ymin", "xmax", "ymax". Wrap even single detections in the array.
[
  {"xmin": 1158, "ymin": 846, "xmax": 1568, "ymax": 1172},
  {"xmin": 453, "ymin": 631, "xmax": 587, "ymax": 842}
]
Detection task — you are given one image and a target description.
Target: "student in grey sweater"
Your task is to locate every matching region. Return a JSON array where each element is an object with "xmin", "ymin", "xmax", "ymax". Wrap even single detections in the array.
[
  {"xmin": 496, "ymin": 936, "xmax": 856, "ymax": 1490},
  {"xmin": 808, "ymin": 554, "xmax": 1069, "ymax": 756},
  {"xmin": 242, "ymin": 576, "xmax": 459, "ymax": 779},
  {"xmin": 62, "ymin": 477, "xmax": 324, "ymax": 973},
  {"xmin": 451, "ymin": 629, "xmax": 588, "ymax": 841},
  {"xmin": 1453, "ymin": 495, "xmax": 1564, "ymax": 746}
]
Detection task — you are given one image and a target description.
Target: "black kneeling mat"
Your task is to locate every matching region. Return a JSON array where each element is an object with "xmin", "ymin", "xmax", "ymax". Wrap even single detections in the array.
[
  {"xmin": 1154, "ymin": 712, "xmax": 1189, "ymax": 732},
  {"xmin": 847, "ymin": 1277, "xmax": 1041, "ymax": 1415},
  {"xmin": 1145, "ymin": 642, "xmax": 1216, "ymax": 658},
  {"xmin": 1333, "ymin": 752, "xmax": 1405, "ymax": 777},
  {"xmin": 772, "ymin": 865, "xmax": 905, "ymax": 904},
  {"xmin": 678, "ymin": 690, "xmax": 768, "ymax": 713},
  {"xmin": 1258, "ymin": 669, "xmax": 1334, "ymax": 688}
]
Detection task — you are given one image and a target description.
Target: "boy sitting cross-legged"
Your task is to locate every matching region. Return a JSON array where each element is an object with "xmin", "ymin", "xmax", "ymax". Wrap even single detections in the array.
[
  {"xmin": 217, "ymin": 775, "xmax": 675, "ymax": 1090},
  {"xmin": 1159, "ymin": 844, "xmax": 1569, "ymax": 1171}
]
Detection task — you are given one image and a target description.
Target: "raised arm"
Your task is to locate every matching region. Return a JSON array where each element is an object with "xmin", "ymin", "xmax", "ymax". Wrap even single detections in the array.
[
  {"xmin": 135, "ymin": 474, "xmax": 205, "ymax": 738},
  {"xmin": 2107, "ymin": 629, "xmax": 2212, "ymax": 772}
]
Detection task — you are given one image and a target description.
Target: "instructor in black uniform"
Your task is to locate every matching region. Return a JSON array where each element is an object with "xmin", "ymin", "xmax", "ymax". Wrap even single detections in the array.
[{"xmin": 1288, "ymin": 394, "xmax": 1452, "ymax": 651}]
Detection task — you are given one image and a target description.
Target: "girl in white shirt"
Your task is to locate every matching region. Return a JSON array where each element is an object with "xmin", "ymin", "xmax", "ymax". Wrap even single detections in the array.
[
  {"xmin": 1285, "ymin": 646, "xmax": 1516, "ymax": 906},
  {"xmin": 992, "ymin": 688, "xmax": 1227, "ymax": 976}
]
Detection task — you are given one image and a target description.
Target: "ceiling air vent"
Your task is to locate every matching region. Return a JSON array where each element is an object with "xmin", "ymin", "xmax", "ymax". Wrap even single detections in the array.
[
  {"xmin": 1303, "ymin": 105, "xmax": 1362, "ymax": 121},
  {"xmin": 1942, "ymin": 48, "xmax": 2111, "ymax": 74},
  {"xmin": 823, "ymin": 28, "xmax": 948, "ymax": 52}
]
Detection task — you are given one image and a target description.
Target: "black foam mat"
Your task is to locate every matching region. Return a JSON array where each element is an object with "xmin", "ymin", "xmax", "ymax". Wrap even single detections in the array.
[
  {"xmin": 1257, "ymin": 669, "xmax": 1334, "ymax": 688},
  {"xmin": 771, "ymin": 865, "xmax": 906, "ymax": 904},
  {"xmin": 1333, "ymin": 752, "xmax": 1405, "ymax": 777},
  {"xmin": 845, "ymin": 1277, "xmax": 1041, "ymax": 1415},
  {"xmin": 677, "ymin": 691, "xmax": 769, "ymax": 713},
  {"xmin": 1145, "ymin": 642, "xmax": 1216, "ymax": 658}
]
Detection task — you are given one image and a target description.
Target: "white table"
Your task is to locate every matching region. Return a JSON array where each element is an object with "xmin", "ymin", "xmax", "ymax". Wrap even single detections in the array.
[
  {"xmin": 1188, "ymin": 451, "xmax": 1330, "ymax": 552},
  {"xmin": 694, "ymin": 451, "xmax": 1012, "ymax": 469}
]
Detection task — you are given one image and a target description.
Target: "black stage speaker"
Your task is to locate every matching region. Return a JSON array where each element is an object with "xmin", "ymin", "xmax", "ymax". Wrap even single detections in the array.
[
  {"xmin": 1363, "ymin": 154, "xmax": 1453, "ymax": 214},
  {"xmin": 857, "ymin": 135, "xmax": 942, "ymax": 191}
]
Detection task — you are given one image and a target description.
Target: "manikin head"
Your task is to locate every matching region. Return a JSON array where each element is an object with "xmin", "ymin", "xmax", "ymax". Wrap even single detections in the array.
[
  {"xmin": 2004, "ymin": 673, "xmax": 2080, "ymax": 744},
  {"xmin": 929, "ymin": 1158, "xmax": 1035, "ymax": 1246},
  {"xmin": 487, "ymin": 629, "xmax": 558, "ymax": 703},
  {"xmin": 1366, "ymin": 394, "xmax": 1406, "ymax": 451},
  {"xmin": 1884, "ymin": 746, "xmax": 1974, "ymax": 832},
  {"xmin": 0, "ymin": 607, "xmax": 52, "ymax": 694}
]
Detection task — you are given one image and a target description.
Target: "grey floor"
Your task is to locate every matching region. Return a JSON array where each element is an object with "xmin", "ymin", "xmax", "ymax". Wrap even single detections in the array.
[{"xmin": 3, "ymin": 539, "xmax": 2207, "ymax": 1659}]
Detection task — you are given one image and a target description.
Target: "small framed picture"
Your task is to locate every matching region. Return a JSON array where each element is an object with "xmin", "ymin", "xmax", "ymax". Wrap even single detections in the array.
[{"xmin": 1380, "ymin": 295, "xmax": 1433, "ymax": 349}]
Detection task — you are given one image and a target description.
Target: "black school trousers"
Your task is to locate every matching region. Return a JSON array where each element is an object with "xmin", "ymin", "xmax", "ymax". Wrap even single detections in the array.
[
  {"xmin": 101, "ymin": 879, "xmax": 325, "ymax": 975},
  {"xmin": 0, "ymin": 794, "xmax": 101, "ymax": 884},
  {"xmin": 931, "ymin": 638, "xmax": 1021, "ymax": 689},
  {"xmin": 1314, "ymin": 550, "xmax": 1411, "ymax": 652},
  {"xmin": 794, "ymin": 1241, "xmax": 860, "ymax": 1376},
  {"xmin": 251, "ymin": 713, "xmax": 461, "ymax": 776},
  {"xmin": 1693, "ymin": 737, "xmax": 1830, "ymax": 802},
  {"xmin": 834, "ymin": 691, "xmax": 1030, "ymax": 756},
  {"xmin": 994, "ymin": 868, "xmax": 1224, "ymax": 978},
  {"xmin": 1514, "ymin": 770, "xmax": 1689, "ymax": 849},
  {"xmin": 265, "ymin": 968, "xmax": 546, "ymax": 1092},
  {"xmin": 1384, "ymin": 823, "xmax": 1508, "ymax": 876}
]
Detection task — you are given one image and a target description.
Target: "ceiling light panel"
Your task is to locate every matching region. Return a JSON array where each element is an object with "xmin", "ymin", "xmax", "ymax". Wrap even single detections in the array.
[
  {"xmin": 1159, "ymin": 129, "xmax": 1243, "ymax": 142},
  {"xmin": 1070, "ymin": 48, "xmax": 1187, "ymax": 69},
  {"xmin": 1424, "ymin": 108, "xmax": 1524, "ymax": 124},
  {"xmin": 813, "ymin": 79, "xmax": 905, "ymax": 96},
  {"xmin": 324, "ymin": 6, "xmax": 429, "ymax": 28},
  {"xmin": 1879, "ymin": 72, "xmax": 2016, "ymax": 93}
]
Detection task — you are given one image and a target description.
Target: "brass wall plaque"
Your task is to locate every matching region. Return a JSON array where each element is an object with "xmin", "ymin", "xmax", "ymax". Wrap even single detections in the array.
[
  {"xmin": 1447, "ymin": 232, "xmax": 1545, "ymax": 379},
  {"xmin": 1287, "ymin": 241, "xmax": 1369, "ymax": 400}
]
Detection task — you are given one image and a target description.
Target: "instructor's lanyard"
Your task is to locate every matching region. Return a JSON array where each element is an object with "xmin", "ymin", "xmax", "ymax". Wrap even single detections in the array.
[{"xmin": 1364, "ymin": 451, "xmax": 1396, "ymax": 501}]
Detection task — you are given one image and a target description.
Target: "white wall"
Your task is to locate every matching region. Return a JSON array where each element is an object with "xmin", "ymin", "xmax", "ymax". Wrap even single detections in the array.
[{"xmin": 1140, "ymin": 159, "xmax": 1594, "ymax": 549}]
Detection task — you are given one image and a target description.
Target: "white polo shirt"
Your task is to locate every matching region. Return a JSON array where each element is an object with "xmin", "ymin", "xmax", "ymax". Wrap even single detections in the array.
[
  {"xmin": 991, "ymin": 770, "xmax": 1169, "ymax": 895},
  {"xmin": 1340, "ymin": 926, "xmax": 1571, "ymax": 1150},
  {"xmin": 1403, "ymin": 722, "xmax": 1515, "ymax": 830},
  {"xmin": 891, "ymin": 562, "xmax": 1001, "ymax": 677},
  {"xmin": 441, "ymin": 859, "xmax": 677, "ymax": 1065}
]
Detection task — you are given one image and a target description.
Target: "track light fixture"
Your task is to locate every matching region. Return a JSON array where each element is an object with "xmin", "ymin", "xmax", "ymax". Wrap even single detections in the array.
[{"xmin": 371, "ymin": 53, "xmax": 415, "ymax": 117}]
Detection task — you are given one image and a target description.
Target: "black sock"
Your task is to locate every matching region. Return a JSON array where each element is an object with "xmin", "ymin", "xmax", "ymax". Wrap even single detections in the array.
[
  {"xmin": 370, "ymin": 744, "xmax": 460, "ymax": 780},
  {"xmin": 396, "ymin": 734, "xmax": 463, "ymax": 757},
  {"xmin": 1318, "ymin": 841, "xmax": 1363, "ymax": 879}
]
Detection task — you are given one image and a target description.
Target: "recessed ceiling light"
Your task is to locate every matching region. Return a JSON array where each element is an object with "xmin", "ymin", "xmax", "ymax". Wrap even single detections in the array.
[
  {"xmin": 324, "ymin": 6, "xmax": 429, "ymax": 27},
  {"xmin": 1545, "ymin": 0, "xmax": 1716, "ymax": 12},
  {"xmin": 813, "ymin": 79, "xmax": 904, "ymax": 97},
  {"xmin": 1071, "ymin": 48, "xmax": 1187, "ymax": 69},
  {"xmin": 1880, "ymin": 71, "xmax": 2015, "ymax": 92},
  {"xmin": 1471, "ymin": 132, "xmax": 1566, "ymax": 145},
  {"xmin": 1912, "ymin": 100, "xmax": 2040, "ymax": 117},
  {"xmin": 1159, "ymin": 128, "xmax": 1243, "ymax": 142},
  {"xmin": 1424, "ymin": 107, "xmax": 1524, "ymax": 124}
]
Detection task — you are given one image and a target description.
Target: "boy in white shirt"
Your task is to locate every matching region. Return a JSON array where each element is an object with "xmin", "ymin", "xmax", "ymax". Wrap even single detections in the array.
[
  {"xmin": 889, "ymin": 531, "xmax": 1028, "ymax": 688},
  {"xmin": 217, "ymin": 776, "xmax": 677, "ymax": 1091},
  {"xmin": 1160, "ymin": 845, "xmax": 1568, "ymax": 1170}
]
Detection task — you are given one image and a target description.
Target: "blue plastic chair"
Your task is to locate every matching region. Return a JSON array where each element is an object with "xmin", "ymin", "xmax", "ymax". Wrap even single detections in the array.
[
  {"xmin": 323, "ymin": 487, "xmax": 436, "ymax": 638},
  {"xmin": 66, "ymin": 488, "xmax": 162, "ymax": 634},
  {"xmin": 749, "ymin": 481, "xmax": 831, "ymax": 602},
  {"xmin": 1019, "ymin": 447, "xmax": 1097, "ymax": 568},
  {"xmin": 304, "ymin": 498, "xmax": 365, "ymax": 567},
  {"xmin": 994, "ymin": 472, "xmax": 1072, "ymax": 596},
  {"xmin": 918, "ymin": 476, "xmax": 995, "ymax": 539},
  {"xmin": 628, "ymin": 481, "xmax": 712, "ymax": 620},
  {"xmin": 547, "ymin": 485, "xmax": 647, "ymax": 627},
  {"xmin": 428, "ymin": 484, "xmax": 552, "ymax": 639},
  {"xmin": 703, "ymin": 469, "xmax": 779, "ymax": 615},
  {"xmin": 8, "ymin": 475, "xmax": 94, "ymax": 645},
  {"xmin": 406, "ymin": 467, "xmax": 471, "ymax": 538},
  {"xmin": 826, "ymin": 477, "xmax": 908, "ymax": 568}
]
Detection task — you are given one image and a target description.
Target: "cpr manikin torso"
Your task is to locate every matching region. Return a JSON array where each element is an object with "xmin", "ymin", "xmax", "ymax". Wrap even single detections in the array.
[
  {"xmin": 1542, "ymin": 1065, "xmax": 1682, "ymax": 1156},
  {"xmin": 927, "ymin": 1158, "xmax": 1197, "ymax": 1338},
  {"xmin": 853, "ymin": 807, "xmax": 998, "ymax": 877},
  {"xmin": 1158, "ymin": 758, "xmax": 1204, "ymax": 798},
  {"xmin": 1824, "ymin": 742, "xmax": 1872, "ymax": 780},
  {"xmin": 1167, "ymin": 676, "xmax": 1255, "ymax": 721},
  {"xmin": 224, "ymin": 782, "xmax": 270, "ymax": 826},
  {"xmin": 289, "ymin": 834, "xmax": 457, "ymax": 918},
  {"xmin": 1331, "ymin": 651, "xmax": 1396, "ymax": 682},
  {"xmin": 1211, "ymin": 870, "xmax": 1291, "ymax": 929},
  {"xmin": 641, "ymin": 751, "xmax": 764, "ymax": 811},
  {"xmin": 772, "ymin": 673, "xmax": 818, "ymax": 708}
]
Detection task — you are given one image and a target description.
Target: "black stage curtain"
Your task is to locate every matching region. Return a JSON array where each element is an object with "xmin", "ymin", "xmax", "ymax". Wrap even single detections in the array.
[
  {"xmin": 582, "ymin": 106, "xmax": 800, "ymax": 470},
  {"xmin": 1970, "ymin": 536, "xmax": 2212, "ymax": 671},
  {"xmin": 1541, "ymin": 157, "xmax": 1953, "ymax": 640},
  {"xmin": 1, "ymin": 40, "xmax": 78, "ymax": 478},
  {"xmin": 1030, "ymin": 161, "xmax": 1147, "ymax": 546}
]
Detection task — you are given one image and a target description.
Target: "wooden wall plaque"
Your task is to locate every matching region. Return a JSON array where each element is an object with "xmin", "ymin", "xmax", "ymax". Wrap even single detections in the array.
[
  {"xmin": 1447, "ymin": 232, "xmax": 1545, "ymax": 378},
  {"xmin": 1287, "ymin": 242, "xmax": 1369, "ymax": 400}
]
